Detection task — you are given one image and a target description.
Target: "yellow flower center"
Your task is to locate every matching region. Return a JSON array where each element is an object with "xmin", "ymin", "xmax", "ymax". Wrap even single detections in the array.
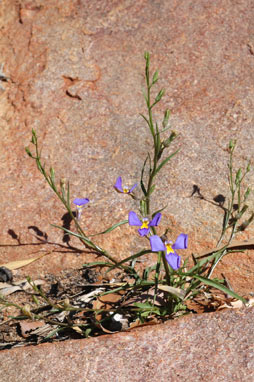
[
  {"xmin": 140, "ymin": 218, "xmax": 149, "ymax": 229},
  {"xmin": 123, "ymin": 187, "xmax": 129, "ymax": 193},
  {"xmin": 165, "ymin": 242, "xmax": 174, "ymax": 255}
]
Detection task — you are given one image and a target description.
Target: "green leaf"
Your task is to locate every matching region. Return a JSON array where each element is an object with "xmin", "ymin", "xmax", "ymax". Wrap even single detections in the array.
[
  {"xmin": 244, "ymin": 187, "xmax": 251, "ymax": 202},
  {"xmin": 235, "ymin": 205, "xmax": 248, "ymax": 220},
  {"xmin": 149, "ymin": 184, "xmax": 156, "ymax": 195},
  {"xmin": 193, "ymin": 275, "xmax": 247, "ymax": 303},
  {"xmin": 155, "ymin": 122, "xmax": 161, "ymax": 153},
  {"xmin": 66, "ymin": 181, "xmax": 71, "ymax": 208},
  {"xmin": 140, "ymin": 155, "xmax": 149, "ymax": 196},
  {"xmin": 144, "ymin": 51, "xmax": 150, "ymax": 63},
  {"xmin": 25, "ymin": 147, "xmax": 33, "ymax": 158},
  {"xmin": 140, "ymin": 113, "xmax": 149, "ymax": 126},
  {"xmin": 163, "ymin": 131, "xmax": 177, "ymax": 148},
  {"xmin": 83, "ymin": 261, "xmax": 114, "ymax": 268},
  {"xmin": 31, "ymin": 129, "xmax": 37, "ymax": 144},
  {"xmin": 141, "ymin": 91, "xmax": 149, "ymax": 107},
  {"xmin": 235, "ymin": 168, "xmax": 242, "ymax": 185},
  {"xmin": 50, "ymin": 167, "xmax": 55, "ymax": 183},
  {"xmin": 152, "ymin": 70, "xmax": 159, "ymax": 84},
  {"xmin": 51, "ymin": 224, "xmax": 99, "ymax": 250},
  {"xmin": 133, "ymin": 302, "xmax": 155, "ymax": 309},
  {"xmin": 162, "ymin": 109, "xmax": 171, "ymax": 128},
  {"xmin": 89, "ymin": 220, "xmax": 128, "ymax": 236},
  {"xmin": 143, "ymin": 264, "xmax": 157, "ymax": 280},
  {"xmin": 183, "ymin": 248, "xmax": 227, "ymax": 276},
  {"xmin": 237, "ymin": 212, "xmax": 254, "ymax": 232},
  {"xmin": 152, "ymin": 205, "xmax": 168, "ymax": 218},
  {"xmin": 229, "ymin": 139, "xmax": 236, "ymax": 152},
  {"xmin": 140, "ymin": 179, "xmax": 147, "ymax": 196},
  {"xmin": 107, "ymin": 249, "xmax": 152, "ymax": 271},
  {"xmin": 155, "ymin": 89, "xmax": 165, "ymax": 103},
  {"xmin": 155, "ymin": 149, "xmax": 179, "ymax": 175}
]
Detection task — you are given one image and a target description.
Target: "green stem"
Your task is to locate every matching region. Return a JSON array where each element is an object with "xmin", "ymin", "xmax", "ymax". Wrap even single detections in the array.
[
  {"xmin": 31, "ymin": 132, "xmax": 119, "ymax": 265},
  {"xmin": 161, "ymin": 251, "xmax": 172, "ymax": 285}
]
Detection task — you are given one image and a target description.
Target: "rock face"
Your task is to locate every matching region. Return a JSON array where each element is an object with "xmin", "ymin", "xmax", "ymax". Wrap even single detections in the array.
[
  {"xmin": 1, "ymin": 307, "xmax": 254, "ymax": 382},
  {"xmin": 0, "ymin": 0, "xmax": 254, "ymax": 293}
]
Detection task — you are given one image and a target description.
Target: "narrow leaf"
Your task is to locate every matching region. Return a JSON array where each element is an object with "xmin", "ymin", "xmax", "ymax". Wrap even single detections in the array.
[
  {"xmin": 152, "ymin": 205, "xmax": 167, "ymax": 217},
  {"xmin": 90, "ymin": 220, "xmax": 128, "ymax": 236},
  {"xmin": 196, "ymin": 239, "xmax": 254, "ymax": 259},
  {"xmin": 50, "ymin": 167, "xmax": 55, "ymax": 183},
  {"xmin": 51, "ymin": 224, "xmax": 100, "ymax": 251},
  {"xmin": 155, "ymin": 149, "xmax": 180, "ymax": 175},
  {"xmin": 133, "ymin": 302, "xmax": 154, "ymax": 309},
  {"xmin": 193, "ymin": 275, "xmax": 247, "ymax": 303},
  {"xmin": 162, "ymin": 109, "xmax": 171, "ymax": 128},
  {"xmin": 152, "ymin": 70, "xmax": 159, "ymax": 84},
  {"xmin": 140, "ymin": 113, "xmax": 149, "ymax": 126},
  {"xmin": 83, "ymin": 261, "xmax": 115, "ymax": 268},
  {"xmin": 155, "ymin": 89, "xmax": 165, "ymax": 103},
  {"xmin": 107, "ymin": 249, "xmax": 152, "ymax": 271}
]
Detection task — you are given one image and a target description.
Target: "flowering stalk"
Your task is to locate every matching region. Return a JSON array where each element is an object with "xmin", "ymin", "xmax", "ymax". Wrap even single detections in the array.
[
  {"xmin": 25, "ymin": 130, "xmax": 120, "ymax": 267},
  {"xmin": 140, "ymin": 52, "xmax": 178, "ymax": 217},
  {"xmin": 139, "ymin": 52, "xmax": 180, "ymax": 285},
  {"xmin": 207, "ymin": 140, "xmax": 253, "ymax": 278}
]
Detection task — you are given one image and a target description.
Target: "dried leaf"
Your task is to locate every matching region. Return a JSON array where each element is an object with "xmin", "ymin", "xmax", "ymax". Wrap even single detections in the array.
[
  {"xmin": 158, "ymin": 285, "xmax": 186, "ymax": 300},
  {"xmin": 72, "ymin": 326, "xmax": 83, "ymax": 334},
  {"xmin": 98, "ymin": 292, "xmax": 124, "ymax": 304},
  {"xmin": 218, "ymin": 297, "xmax": 254, "ymax": 310},
  {"xmin": 0, "ymin": 252, "xmax": 51, "ymax": 270},
  {"xmin": 0, "ymin": 279, "xmax": 44, "ymax": 296},
  {"xmin": 185, "ymin": 299, "xmax": 208, "ymax": 314},
  {"xmin": 0, "ymin": 285, "xmax": 22, "ymax": 296},
  {"xmin": 97, "ymin": 324, "xmax": 118, "ymax": 334},
  {"xmin": 128, "ymin": 317, "xmax": 159, "ymax": 330},
  {"xmin": 19, "ymin": 320, "xmax": 45, "ymax": 338},
  {"xmin": 77, "ymin": 288, "xmax": 104, "ymax": 303},
  {"xmin": 93, "ymin": 292, "xmax": 124, "ymax": 322}
]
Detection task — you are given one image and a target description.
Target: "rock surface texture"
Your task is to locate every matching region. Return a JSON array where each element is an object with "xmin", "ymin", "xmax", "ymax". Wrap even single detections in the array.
[
  {"xmin": 1, "ymin": 0, "xmax": 254, "ymax": 379},
  {"xmin": 1, "ymin": 307, "xmax": 254, "ymax": 382},
  {"xmin": 0, "ymin": 0, "xmax": 254, "ymax": 288}
]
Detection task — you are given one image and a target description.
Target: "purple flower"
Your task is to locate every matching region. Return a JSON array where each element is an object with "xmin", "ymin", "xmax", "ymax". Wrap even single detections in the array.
[
  {"xmin": 149, "ymin": 233, "xmax": 188, "ymax": 270},
  {"xmin": 128, "ymin": 211, "xmax": 162, "ymax": 236},
  {"xmin": 114, "ymin": 177, "xmax": 137, "ymax": 194},
  {"xmin": 73, "ymin": 198, "xmax": 89, "ymax": 220}
]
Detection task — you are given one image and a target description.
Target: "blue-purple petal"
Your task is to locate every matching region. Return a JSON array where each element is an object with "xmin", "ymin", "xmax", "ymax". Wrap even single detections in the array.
[
  {"xmin": 150, "ymin": 235, "xmax": 165, "ymax": 252},
  {"xmin": 129, "ymin": 183, "xmax": 138, "ymax": 193},
  {"xmin": 172, "ymin": 233, "xmax": 188, "ymax": 250},
  {"xmin": 114, "ymin": 177, "xmax": 123, "ymax": 192},
  {"xmin": 165, "ymin": 251, "xmax": 181, "ymax": 270},
  {"xmin": 138, "ymin": 227, "xmax": 150, "ymax": 236},
  {"xmin": 73, "ymin": 198, "xmax": 89, "ymax": 206},
  {"xmin": 149, "ymin": 212, "xmax": 162, "ymax": 227},
  {"xmin": 128, "ymin": 211, "xmax": 142, "ymax": 226}
]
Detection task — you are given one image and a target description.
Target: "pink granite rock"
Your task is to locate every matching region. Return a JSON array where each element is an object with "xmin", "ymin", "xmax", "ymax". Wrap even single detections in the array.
[
  {"xmin": 0, "ymin": 0, "xmax": 254, "ymax": 291},
  {"xmin": 1, "ymin": 1, "xmax": 254, "ymax": 380},
  {"xmin": 1, "ymin": 307, "xmax": 254, "ymax": 382}
]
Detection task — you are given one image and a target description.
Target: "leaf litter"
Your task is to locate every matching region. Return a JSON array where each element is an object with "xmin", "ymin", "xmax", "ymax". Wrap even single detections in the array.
[
  {"xmin": 1, "ymin": 243, "xmax": 254, "ymax": 350},
  {"xmin": 0, "ymin": 240, "xmax": 254, "ymax": 350}
]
